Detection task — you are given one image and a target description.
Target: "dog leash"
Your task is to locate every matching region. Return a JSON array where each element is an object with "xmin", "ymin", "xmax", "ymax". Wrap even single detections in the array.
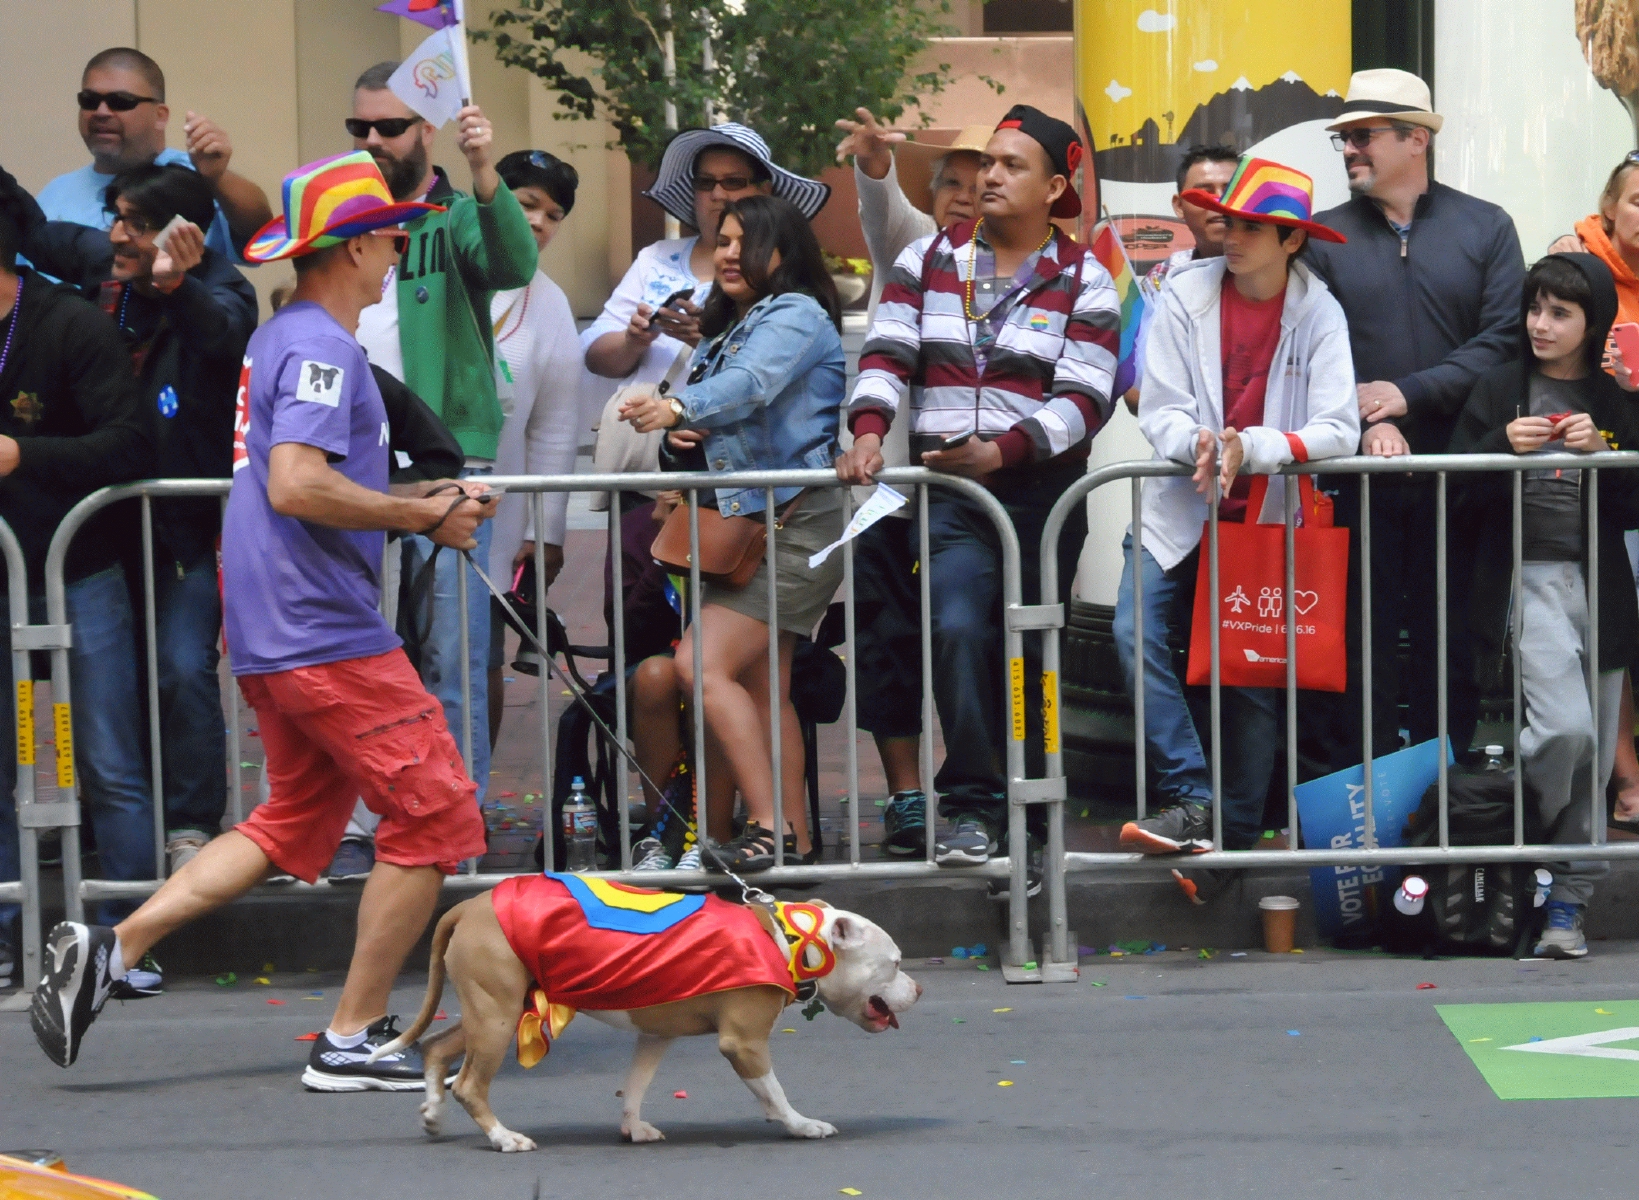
[{"xmin": 457, "ymin": 533, "xmax": 776, "ymax": 911}]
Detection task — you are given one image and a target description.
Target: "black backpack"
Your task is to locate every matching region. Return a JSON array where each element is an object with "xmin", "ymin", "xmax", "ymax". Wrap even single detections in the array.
[{"xmin": 1379, "ymin": 768, "xmax": 1543, "ymax": 957}]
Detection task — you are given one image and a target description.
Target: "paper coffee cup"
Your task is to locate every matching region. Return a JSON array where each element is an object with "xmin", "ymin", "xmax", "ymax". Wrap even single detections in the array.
[{"xmin": 1258, "ymin": 894, "xmax": 1300, "ymax": 953}]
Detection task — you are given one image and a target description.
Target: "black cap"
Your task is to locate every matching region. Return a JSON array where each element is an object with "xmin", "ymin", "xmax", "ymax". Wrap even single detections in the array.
[{"xmin": 993, "ymin": 105, "xmax": 1084, "ymax": 219}]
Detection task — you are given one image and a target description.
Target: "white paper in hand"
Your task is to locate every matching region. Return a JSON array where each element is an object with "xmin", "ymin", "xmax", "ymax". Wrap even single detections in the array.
[
  {"xmin": 807, "ymin": 483, "xmax": 908, "ymax": 569},
  {"xmin": 388, "ymin": 27, "xmax": 465, "ymax": 127}
]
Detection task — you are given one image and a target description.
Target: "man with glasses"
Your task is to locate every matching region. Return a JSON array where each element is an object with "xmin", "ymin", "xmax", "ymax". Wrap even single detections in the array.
[
  {"xmin": 1303, "ymin": 69, "xmax": 1524, "ymax": 767},
  {"xmin": 341, "ymin": 62, "xmax": 538, "ymax": 879},
  {"xmin": 36, "ymin": 47, "xmax": 271, "ymax": 257}
]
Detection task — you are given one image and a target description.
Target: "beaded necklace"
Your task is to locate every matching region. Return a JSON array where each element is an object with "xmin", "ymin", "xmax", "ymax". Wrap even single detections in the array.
[
  {"xmin": 0, "ymin": 276, "xmax": 21, "ymax": 381},
  {"xmin": 962, "ymin": 219, "xmax": 1055, "ymax": 323}
]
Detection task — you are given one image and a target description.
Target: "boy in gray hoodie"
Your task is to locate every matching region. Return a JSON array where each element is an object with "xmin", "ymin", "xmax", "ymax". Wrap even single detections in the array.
[{"xmin": 1115, "ymin": 156, "xmax": 1360, "ymax": 854}]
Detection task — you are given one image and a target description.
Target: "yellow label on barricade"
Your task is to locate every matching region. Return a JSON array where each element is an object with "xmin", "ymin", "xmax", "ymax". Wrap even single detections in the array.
[
  {"xmin": 15, "ymin": 680, "xmax": 32, "ymax": 766},
  {"xmin": 1009, "ymin": 657, "xmax": 1026, "ymax": 741},
  {"xmin": 1042, "ymin": 671, "xmax": 1060, "ymax": 755},
  {"xmin": 53, "ymin": 701, "xmax": 74, "ymax": 789}
]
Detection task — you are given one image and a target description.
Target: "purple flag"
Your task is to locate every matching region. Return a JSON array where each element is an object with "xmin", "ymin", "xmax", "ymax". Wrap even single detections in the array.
[{"xmin": 375, "ymin": 0, "xmax": 458, "ymax": 30}]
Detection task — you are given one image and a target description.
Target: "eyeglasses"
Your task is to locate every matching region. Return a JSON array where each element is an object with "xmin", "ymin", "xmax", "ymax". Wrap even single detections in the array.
[
  {"xmin": 108, "ymin": 210, "xmax": 158, "ymax": 238},
  {"xmin": 77, "ymin": 89, "xmax": 159, "ymax": 112},
  {"xmin": 693, "ymin": 174, "xmax": 754, "ymax": 193},
  {"xmin": 345, "ymin": 117, "xmax": 421, "ymax": 139},
  {"xmin": 1329, "ymin": 126, "xmax": 1402, "ymax": 151},
  {"xmin": 372, "ymin": 230, "xmax": 410, "ymax": 255}
]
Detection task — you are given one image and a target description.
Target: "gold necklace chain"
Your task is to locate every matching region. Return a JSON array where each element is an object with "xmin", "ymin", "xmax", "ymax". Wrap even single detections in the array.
[{"xmin": 963, "ymin": 219, "xmax": 1055, "ymax": 323}]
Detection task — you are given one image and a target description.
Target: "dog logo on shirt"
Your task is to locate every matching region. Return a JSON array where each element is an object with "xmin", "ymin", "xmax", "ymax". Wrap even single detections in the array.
[{"xmin": 296, "ymin": 361, "xmax": 345, "ymax": 407}]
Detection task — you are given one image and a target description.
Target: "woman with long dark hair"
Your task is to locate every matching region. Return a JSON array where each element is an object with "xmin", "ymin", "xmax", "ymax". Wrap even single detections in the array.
[{"xmin": 620, "ymin": 194, "xmax": 843, "ymax": 871}]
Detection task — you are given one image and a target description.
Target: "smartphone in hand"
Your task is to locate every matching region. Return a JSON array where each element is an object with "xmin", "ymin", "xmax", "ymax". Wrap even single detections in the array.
[
  {"xmin": 941, "ymin": 429, "xmax": 977, "ymax": 450},
  {"xmin": 1613, "ymin": 321, "xmax": 1639, "ymax": 369}
]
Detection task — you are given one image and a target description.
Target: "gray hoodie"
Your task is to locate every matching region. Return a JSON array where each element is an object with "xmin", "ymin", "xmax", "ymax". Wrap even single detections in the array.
[{"xmin": 1134, "ymin": 256, "xmax": 1360, "ymax": 571}]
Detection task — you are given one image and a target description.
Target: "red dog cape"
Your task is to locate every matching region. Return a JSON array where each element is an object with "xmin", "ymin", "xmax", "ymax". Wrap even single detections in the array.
[{"xmin": 492, "ymin": 874, "xmax": 826, "ymax": 1066}]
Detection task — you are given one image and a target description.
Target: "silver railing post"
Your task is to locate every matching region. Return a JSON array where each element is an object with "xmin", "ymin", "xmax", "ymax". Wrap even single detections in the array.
[
  {"xmin": 1131, "ymin": 478, "xmax": 1147, "ymax": 818},
  {"xmin": 1435, "ymin": 473, "xmax": 1448, "ymax": 850},
  {"xmin": 841, "ymin": 488, "xmax": 859, "ymax": 865},
  {"xmin": 1512, "ymin": 471, "xmax": 1524, "ymax": 846},
  {"xmin": 1208, "ymin": 474, "xmax": 1223, "ymax": 850},
  {"xmin": 688, "ymin": 488, "xmax": 707, "ymax": 847},
  {"xmin": 610, "ymin": 488, "xmax": 629, "ymax": 869},
  {"xmin": 1589, "ymin": 468, "xmax": 1602, "ymax": 853},
  {"xmin": 766, "ymin": 486, "xmax": 783, "ymax": 868},
  {"xmin": 918, "ymin": 484, "xmax": 935, "ymax": 864},
  {"xmin": 140, "ymin": 496, "xmax": 165, "ymax": 878},
  {"xmin": 1360, "ymin": 473, "xmax": 1374, "ymax": 823},
  {"xmin": 533, "ymin": 494, "xmax": 555, "ymax": 873},
  {"xmin": 0, "ymin": 518, "xmax": 42, "ymax": 991},
  {"xmin": 1285, "ymin": 479, "xmax": 1298, "ymax": 846}
]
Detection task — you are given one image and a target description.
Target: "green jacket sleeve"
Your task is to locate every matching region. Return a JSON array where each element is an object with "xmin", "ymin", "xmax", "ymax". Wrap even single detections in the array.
[{"xmin": 447, "ymin": 181, "xmax": 538, "ymax": 293}]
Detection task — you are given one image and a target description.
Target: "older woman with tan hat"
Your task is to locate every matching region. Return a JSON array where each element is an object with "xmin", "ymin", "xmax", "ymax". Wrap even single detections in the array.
[{"xmin": 829, "ymin": 109, "xmax": 994, "ymax": 856}]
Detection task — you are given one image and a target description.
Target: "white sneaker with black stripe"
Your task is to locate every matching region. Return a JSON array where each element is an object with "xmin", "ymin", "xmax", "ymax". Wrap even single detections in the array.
[
  {"xmin": 30, "ymin": 922, "xmax": 118, "ymax": 1068},
  {"xmin": 301, "ymin": 1015, "xmax": 433, "ymax": 1092}
]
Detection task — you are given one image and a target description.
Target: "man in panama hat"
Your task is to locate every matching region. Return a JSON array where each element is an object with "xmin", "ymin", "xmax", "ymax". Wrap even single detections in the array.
[
  {"xmin": 1304, "ymin": 68, "xmax": 1525, "ymax": 770},
  {"xmin": 32, "ymin": 152, "xmax": 497, "ymax": 1093}
]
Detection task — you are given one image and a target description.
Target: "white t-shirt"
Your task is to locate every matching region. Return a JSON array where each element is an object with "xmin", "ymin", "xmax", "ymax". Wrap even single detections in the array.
[
  {"xmin": 355, "ymin": 264, "xmax": 403, "ymax": 379},
  {"xmin": 580, "ymin": 236, "xmax": 711, "ymax": 389}
]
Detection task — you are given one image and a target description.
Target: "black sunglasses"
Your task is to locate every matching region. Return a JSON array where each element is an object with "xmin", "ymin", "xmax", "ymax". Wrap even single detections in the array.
[
  {"xmin": 345, "ymin": 117, "xmax": 422, "ymax": 139},
  {"xmin": 77, "ymin": 89, "xmax": 159, "ymax": 113},
  {"xmin": 1329, "ymin": 126, "xmax": 1403, "ymax": 151}
]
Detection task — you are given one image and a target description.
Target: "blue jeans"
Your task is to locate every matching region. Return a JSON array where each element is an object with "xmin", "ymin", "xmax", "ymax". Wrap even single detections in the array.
[
  {"xmin": 1114, "ymin": 536, "xmax": 1280, "ymax": 850},
  {"xmin": 0, "ymin": 566, "xmax": 156, "ymax": 937},
  {"xmin": 155, "ymin": 558, "xmax": 226, "ymax": 837},
  {"xmin": 924, "ymin": 465, "xmax": 1087, "ymax": 836},
  {"xmin": 400, "ymin": 493, "xmax": 492, "ymax": 805}
]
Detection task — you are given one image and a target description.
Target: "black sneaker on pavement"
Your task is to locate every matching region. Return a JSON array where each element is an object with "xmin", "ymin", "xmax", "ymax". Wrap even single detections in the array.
[
  {"xmin": 1120, "ymin": 803, "xmax": 1213, "ymax": 855},
  {"xmin": 326, "ymin": 837, "xmax": 375, "ymax": 883},
  {"xmin": 30, "ymin": 921, "xmax": 117, "ymax": 1068},
  {"xmin": 988, "ymin": 831, "xmax": 1044, "ymax": 899},
  {"xmin": 882, "ymin": 790, "xmax": 927, "ymax": 857},
  {"xmin": 935, "ymin": 813, "xmax": 998, "ymax": 867},
  {"xmin": 110, "ymin": 952, "xmax": 164, "ymax": 1000},
  {"xmin": 301, "ymin": 1015, "xmax": 431, "ymax": 1092}
]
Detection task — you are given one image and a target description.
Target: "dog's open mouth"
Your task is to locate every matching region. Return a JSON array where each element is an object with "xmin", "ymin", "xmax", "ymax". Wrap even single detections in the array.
[{"xmin": 866, "ymin": 995, "xmax": 899, "ymax": 1030}]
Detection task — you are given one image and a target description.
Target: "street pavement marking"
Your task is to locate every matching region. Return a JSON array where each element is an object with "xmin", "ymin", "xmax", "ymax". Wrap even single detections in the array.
[{"xmin": 1438, "ymin": 1002, "xmax": 1639, "ymax": 1099}]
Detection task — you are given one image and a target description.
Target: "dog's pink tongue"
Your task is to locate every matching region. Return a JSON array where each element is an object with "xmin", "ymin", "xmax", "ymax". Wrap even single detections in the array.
[{"xmin": 869, "ymin": 997, "xmax": 899, "ymax": 1029}]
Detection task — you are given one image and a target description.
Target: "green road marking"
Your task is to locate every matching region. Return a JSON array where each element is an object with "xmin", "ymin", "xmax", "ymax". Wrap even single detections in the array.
[{"xmin": 1438, "ymin": 1001, "xmax": 1639, "ymax": 1099}]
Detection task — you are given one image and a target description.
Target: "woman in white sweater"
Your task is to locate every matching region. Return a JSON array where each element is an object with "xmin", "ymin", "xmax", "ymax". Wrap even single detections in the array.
[{"xmin": 487, "ymin": 150, "xmax": 586, "ymax": 744}]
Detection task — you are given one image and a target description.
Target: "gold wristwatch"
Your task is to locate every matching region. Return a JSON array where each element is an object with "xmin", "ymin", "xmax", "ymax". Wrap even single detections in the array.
[{"xmin": 667, "ymin": 397, "xmax": 685, "ymax": 426}]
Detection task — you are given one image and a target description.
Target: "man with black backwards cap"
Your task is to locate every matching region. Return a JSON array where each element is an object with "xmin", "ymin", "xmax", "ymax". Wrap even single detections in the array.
[
  {"xmin": 1303, "ymin": 69, "xmax": 1525, "ymax": 767},
  {"xmin": 837, "ymin": 105, "xmax": 1121, "ymax": 881}
]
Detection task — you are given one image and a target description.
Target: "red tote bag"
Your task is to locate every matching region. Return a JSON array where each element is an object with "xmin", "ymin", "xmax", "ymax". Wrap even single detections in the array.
[{"xmin": 1184, "ymin": 474, "xmax": 1349, "ymax": 692}]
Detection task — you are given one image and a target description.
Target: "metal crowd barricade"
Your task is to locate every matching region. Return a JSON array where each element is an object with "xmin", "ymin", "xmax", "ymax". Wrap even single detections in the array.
[
  {"xmin": 0, "ymin": 516, "xmax": 47, "ymax": 992},
  {"xmin": 38, "ymin": 469, "xmax": 1057, "ymax": 982},
  {"xmin": 1030, "ymin": 450, "xmax": 1639, "ymax": 977}
]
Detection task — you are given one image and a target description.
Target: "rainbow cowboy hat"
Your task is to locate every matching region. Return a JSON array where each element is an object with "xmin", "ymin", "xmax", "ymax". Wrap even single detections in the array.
[
  {"xmin": 1179, "ymin": 155, "xmax": 1346, "ymax": 244},
  {"xmin": 243, "ymin": 150, "xmax": 444, "ymax": 263}
]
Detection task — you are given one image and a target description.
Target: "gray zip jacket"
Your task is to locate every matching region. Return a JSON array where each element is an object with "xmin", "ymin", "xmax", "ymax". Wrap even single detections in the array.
[{"xmin": 1135, "ymin": 256, "xmax": 1360, "ymax": 571}]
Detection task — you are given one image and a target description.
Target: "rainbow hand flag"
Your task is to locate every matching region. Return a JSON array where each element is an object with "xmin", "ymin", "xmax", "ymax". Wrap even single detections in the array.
[
  {"xmin": 376, "ymin": 0, "xmax": 458, "ymax": 28},
  {"xmin": 1090, "ymin": 221, "xmax": 1146, "ymax": 399}
]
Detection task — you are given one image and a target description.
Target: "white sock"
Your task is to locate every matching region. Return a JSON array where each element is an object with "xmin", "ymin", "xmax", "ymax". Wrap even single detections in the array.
[
  {"xmin": 108, "ymin": 939, "xmax": 128, "ymax": 981},
  {"xmin": 327, "ymin": 1025, "xmax": 370, "ymax": 1049}
]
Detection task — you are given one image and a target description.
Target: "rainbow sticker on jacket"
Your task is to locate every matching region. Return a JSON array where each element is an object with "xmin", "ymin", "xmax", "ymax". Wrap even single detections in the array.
[
  {"xmin": 548, "ymin": 872, "xmax": 705, "ymax": 933},
  {"xmin": 1029, "ymin": 312, "xmax": 1051, "ymax": 331}
]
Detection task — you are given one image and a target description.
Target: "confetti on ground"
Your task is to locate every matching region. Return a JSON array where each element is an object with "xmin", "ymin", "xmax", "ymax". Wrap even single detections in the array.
[
  {"xmin": 1124, "ymin": 995, "xmax": 1147, "ymax": 1000},
  {"xmin": 239, "ymin": 761, "xmax": 258, "ymax": 768},
  {"xmin": 1287, "ymin": 1030, "xmax": 1300, "ymax": 1036},
  {"xmin": 1090, "ymin": 981, "xmax": 1106, "ymax": 987},
  {"xmin": 498, "ymin": 792, "xmax": 517, "ymax": 798},
  {"xmin": 1010, "ymin": 1060, "xmax": 1027, "ymax": 1065},
  {"xmin": 267, "ymin": 999, "xmax": 286, "ymax": 1006},
  {"xmin": 840, "ymin": 1190, "xmax": 863, "ymax": 1197},
  {"xmin": 952, "ymin": 1018, "xmax": 965, "ymax": 1024},
  {"xmin": 294, "ymin": 1032, "xmax": 320, "ymax": 1041},
  {"xmin": 1291, "ymin": 949, "xmax": 1304, "ymax": 954},
  {"xmin": 1416, "ymin": 982, "xmax": 1437, "ymax": 990},
  {"xmin": 1198, "ymin": 948, "xmax": 1214, "ymax": 960},
  {"xmin": 215, "ymin": 973, "xmax": 236, "ymax": 986},
  {"xmin": 1231, "ymin": 952, "xmax": 1247, "ymax": 957},
  {"xmin": 997, "ymin": 1081, "xmax": 1014, "ymax": 1087},
  {"xmin": 673, "ymin": 1090, "xmax": 687, "ymax": 1099},
  {"xmin": 781, "ymin": 1028, "xmax": 797, "ymax": 1033},
  {"xmin": 975, "ymin": 964, "xmax": 990, "ymax": 971},
  {"xmin": 434, "ymin": 1010, "xmax": 448, "ymax": 1021},
  {"xmin": 992, "ymin": 1007, "xmax": 1012, "ymax": 1013},
  {"xmin": 255, "ymin": 976, "xmax": 271, "ymax": 985},
  {"xmin": 1597, "ymin": 1008, "xmax": 1614, "ymax": 1015},
  {"xmin": 305, "ymin": 966, "xmax": 319, "ymax": 973},
  {"xmin": 301, "ymin": 992, "xmax": 323, "ymax": 1001}
]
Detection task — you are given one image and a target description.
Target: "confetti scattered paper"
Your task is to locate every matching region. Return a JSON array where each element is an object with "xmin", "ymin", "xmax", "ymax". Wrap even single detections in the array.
[
  {"xmin": 214, "ymin": 972, "xmax": 237, "ymax": 986},
  {"xmin": 1287, "ymin": 1030, "xmax": 1300, "ymax": 1036},
  {"xmin": 992, "ymin": 1007, "xmax": 1012, "ymax": 1013},
  {"xmin": 997, "ymin": 1080, "xmax": 1014, "ymax": 1087},
  {"xmin": 435, "ymin": 1010, "xmax": 448, "ymax": 1020},
  {"xmin": 952, "ymin": 1018, "xmax": 965, "ymax": 1024},
  {"xmin": 781, "ymin": 1028, "xmax": 797, "ymax": 1034},
  {"xmin": 1416, "ymin": 982, "xmax": 1437, "ymax": 990},
  {"xmin": 1090, "ymin": 981, "xmax": 1106, "ymax": 987},
  {"xmin": 267, "ymin": 998, "xmax": 286, "ymax": 1006},
  {"xmin": 673, "ymin": 1090, "xmax": 687, "ymax": 1099},
  {"xmin": 255, "ymin": 976, "xmax": 271, "ymax": 985},
  {"xmin": 840, "ymin": 1191, "xmax": 863, "ymax": 1197},
  {"xmin": 294, "ymin": 1032, "xmax": 320, "ymax": 1041},
  {"xmin": 1010, "ymin": 1060, "xmax": 1026, "ymax": 1065}
]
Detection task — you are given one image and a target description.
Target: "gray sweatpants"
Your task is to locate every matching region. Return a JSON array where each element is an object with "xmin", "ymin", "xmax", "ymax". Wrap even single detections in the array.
[{"xmin": 1519, "ymin": 562, "xmax": 1619, "ymax": 905}]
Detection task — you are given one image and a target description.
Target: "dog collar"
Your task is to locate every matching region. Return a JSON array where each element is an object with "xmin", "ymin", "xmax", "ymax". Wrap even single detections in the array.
[{"xmin": 772, "ymin": 901, "xmax": 836, "ymax": 1002}]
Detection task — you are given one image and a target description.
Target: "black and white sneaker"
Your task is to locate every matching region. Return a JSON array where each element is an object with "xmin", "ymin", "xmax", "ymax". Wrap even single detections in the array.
[
  {"xmin": 1120, "ymin": 803, "xmax": 1213, "ymax": 855},
  {"xmin": 301, "ymin": 1015, "xmax": 430, "ymax": 1092},
  {"xmin": 110, "ymin": 953, "xmax": 164, "ymax": 1000},
  {"xmin": 30, "ymin": 922, "xmax": 118, "ymax": 1067},
  {"xmin": 934, "ymin": 813, "xmax": 998, "ymax": 866}
]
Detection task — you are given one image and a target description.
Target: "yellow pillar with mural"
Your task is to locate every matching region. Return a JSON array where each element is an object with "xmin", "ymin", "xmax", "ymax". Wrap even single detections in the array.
[{"xmin": 1073, "ymin": 0, "xmax": 1351, "ymax": 260}]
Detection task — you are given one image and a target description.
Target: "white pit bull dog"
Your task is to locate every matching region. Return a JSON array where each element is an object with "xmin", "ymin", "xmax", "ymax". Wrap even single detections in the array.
[{"xmin": 372, "ymin": 874, "xmax": 921, "ymax": 1152}]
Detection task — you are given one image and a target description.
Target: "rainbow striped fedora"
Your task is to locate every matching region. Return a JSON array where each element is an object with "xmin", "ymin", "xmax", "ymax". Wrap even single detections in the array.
[
  {"xmin": 1179, "ymin": 155, "xmax": 1346, "ymax": 244},
  {"xmin": 244, "ymin": 150, "xmax": 444, "ymax": 263}
]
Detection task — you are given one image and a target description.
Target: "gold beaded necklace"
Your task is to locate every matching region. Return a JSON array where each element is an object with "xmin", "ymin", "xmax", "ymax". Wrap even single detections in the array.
[{"xmin": 963, "ymin": 219, "xmax": 1056, "ymax": 323}]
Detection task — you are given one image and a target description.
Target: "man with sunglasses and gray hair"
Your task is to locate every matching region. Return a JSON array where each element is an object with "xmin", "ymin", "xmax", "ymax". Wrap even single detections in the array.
[
  {"xmin": 36, "ymin": 47, "xmax": 271, "ymax": 257},
  {"xmin": 1303, "ymin": 68, "xmax": 1524, "ymax": 769}
]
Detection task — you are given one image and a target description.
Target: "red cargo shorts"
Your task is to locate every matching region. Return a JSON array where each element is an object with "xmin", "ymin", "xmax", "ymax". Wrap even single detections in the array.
[{"xmin": 235, "ymin": 649, "xmax": 486, "ymax": 883}]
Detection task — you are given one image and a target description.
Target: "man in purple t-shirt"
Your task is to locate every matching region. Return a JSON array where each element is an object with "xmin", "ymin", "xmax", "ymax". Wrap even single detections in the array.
[{"xmin": 32, "ymin": 153, "xmax": 496, "ymax": 1091}]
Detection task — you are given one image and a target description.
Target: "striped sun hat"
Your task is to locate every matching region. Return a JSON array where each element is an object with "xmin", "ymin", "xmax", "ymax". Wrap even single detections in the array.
[
  {"xmin": 1179, "ymin": 155, "xmax": 1346, "ymax": 244},
  {"xmin": 243, "ymin": 150, "xmax": 444, "ymax": 263},
  {"xmin": 642, "ymin": 122, "xmax": 830, "ymax": 228}
]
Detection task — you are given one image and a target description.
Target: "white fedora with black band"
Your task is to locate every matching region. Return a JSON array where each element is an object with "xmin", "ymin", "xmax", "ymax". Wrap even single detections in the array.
[
  {"xmin": 1325, "ymin": 68, "xmax": 1443, "ymax": 134},
  {"xmin": 643, "ymin": 122, "xmax": 831, "ymax": 227}
]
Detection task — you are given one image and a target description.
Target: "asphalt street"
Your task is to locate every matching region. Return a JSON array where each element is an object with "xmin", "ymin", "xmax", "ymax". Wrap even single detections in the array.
[{"xmin": 6, "ymin": 946, "xmax": 1639, "ymax": 1200}]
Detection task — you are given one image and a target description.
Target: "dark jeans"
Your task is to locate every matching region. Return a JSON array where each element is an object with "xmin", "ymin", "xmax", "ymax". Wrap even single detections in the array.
[
  {"xmin": 155, "ymin": 557, "xmax": 227, "ymax": 837},
  {"xmin": 1308, "ymin": 476, "xmax": 1479, "ymax": 772},
  {"xmin": 924, "ymin": 464, "xmax": 1087, "ymax": 836},
  {"xmin": 849, "ymin": 518, "xmax": 922, "ymax": 739}
]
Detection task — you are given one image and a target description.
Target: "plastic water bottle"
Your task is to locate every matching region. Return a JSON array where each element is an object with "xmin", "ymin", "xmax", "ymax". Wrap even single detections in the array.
[
  {"xmin": 561, "ymin": 777, "xmax": 597, "ymax": 872},
  {"xmin": 1483, "ymin": 744, "xmax": 1507, "ymax": 772},
  {"xmin": 1532, "ymin": 868, "xmax": 1553, "ymax": 908}
]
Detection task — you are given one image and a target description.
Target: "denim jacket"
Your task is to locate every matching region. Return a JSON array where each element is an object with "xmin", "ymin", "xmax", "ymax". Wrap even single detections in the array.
[{"xmin": 673, "ymin": 291, "xmax": 844, "ymax": 516}]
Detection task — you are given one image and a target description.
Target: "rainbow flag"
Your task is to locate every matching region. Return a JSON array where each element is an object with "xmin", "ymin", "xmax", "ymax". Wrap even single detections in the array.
[
  {"xmin": 1090, "ymin": 221, "xmax": 1146, "ymax": 398},
  {"xmin": 376, "ymin": 0, "xmax": 457, "ymax": 28}
]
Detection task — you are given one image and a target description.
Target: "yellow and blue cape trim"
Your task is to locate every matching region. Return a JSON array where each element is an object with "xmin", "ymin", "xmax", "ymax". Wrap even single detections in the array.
[{"xmin": 546, "ymin": 871, "xmax": 705, "ymax": 934}]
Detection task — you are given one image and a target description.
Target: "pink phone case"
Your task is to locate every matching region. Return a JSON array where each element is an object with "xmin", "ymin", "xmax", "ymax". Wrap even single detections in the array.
[{"xmin": 1613, "ymin": 321, "xmax": 1639, "ymax": 368}]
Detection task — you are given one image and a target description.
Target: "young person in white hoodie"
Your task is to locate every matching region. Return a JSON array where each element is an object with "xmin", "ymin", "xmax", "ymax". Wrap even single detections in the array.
[{"xmin": 1115, "ymin": 157, "xmax": 1360, "ymax": 854}]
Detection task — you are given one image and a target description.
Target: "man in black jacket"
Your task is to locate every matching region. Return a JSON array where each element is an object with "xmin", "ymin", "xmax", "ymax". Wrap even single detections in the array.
[
  {"xmin": 24, "ymin": 163, "xmax": 258, "ymax": 898},
  {"xmin": 0, "ymin": 186, "xmax": 155, "ymax": 989},
  {"xmin": 1304, "ymin": 69, "xmax": 1525, "ymax": 766}
]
